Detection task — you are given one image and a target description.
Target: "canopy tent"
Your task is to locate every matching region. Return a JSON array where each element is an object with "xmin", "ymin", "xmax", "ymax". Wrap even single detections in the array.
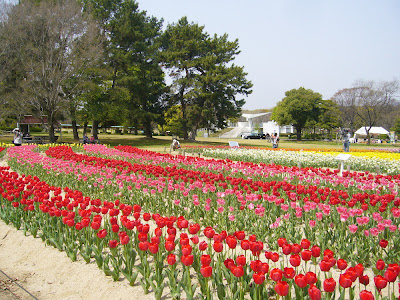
[{"xmin": 354, "ymin": 126, "xmax": 389, "ymax": 136}]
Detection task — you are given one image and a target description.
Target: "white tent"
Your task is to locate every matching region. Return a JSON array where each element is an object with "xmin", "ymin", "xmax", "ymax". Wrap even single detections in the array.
[{"xmin": 354, "ymin": 126, "xmax": 389, "ymax": 136}]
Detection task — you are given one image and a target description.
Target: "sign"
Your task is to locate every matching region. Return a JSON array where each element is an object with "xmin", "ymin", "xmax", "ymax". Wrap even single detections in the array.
[{"xmin": 335, "ymin": 154, "xmax": 351, "ymax": 161}]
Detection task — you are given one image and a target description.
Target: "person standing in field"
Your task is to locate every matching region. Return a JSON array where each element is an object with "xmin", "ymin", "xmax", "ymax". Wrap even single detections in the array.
[
  {"xmin": 343, "ymin": 130, "xmax": 350, "ymax": 152},
  {"xmin": 271, "ymin": 133, "xmax": 279, "ymax": 149},
  {"xmin": 13, "ymin": 128, "xmax": 23, "ymax": 146}
]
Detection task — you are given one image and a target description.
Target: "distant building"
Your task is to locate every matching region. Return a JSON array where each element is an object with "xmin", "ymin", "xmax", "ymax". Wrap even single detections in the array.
[{"xmin": 222, "ymin": 112, "xmax": 294, "ymax": 138}]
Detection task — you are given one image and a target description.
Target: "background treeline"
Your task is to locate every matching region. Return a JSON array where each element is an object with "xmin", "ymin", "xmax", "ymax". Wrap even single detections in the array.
[{"xmin": 0, "ymin": 0, "xmax": 252, "ymax": 142}]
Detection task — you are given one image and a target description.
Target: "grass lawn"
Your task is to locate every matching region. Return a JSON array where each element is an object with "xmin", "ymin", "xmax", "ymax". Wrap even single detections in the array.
[{"xmin": 1, "ymin": 131, "xmax": 398, "ymax": 152}]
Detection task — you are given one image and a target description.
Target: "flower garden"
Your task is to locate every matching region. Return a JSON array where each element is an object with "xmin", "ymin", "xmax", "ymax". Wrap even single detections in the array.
[{"xmin": 0, "ymin": 143, "xmax": 400, "ymax": 299}]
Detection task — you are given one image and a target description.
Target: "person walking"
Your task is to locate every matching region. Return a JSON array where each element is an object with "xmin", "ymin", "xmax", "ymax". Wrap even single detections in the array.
[
  {"xmin": 13, "ymin": 128, "xmax": 23, "ymax": 146},
  {"xmin": 343, "ymin": 130, "xmax": 350, "ymax": 152}
]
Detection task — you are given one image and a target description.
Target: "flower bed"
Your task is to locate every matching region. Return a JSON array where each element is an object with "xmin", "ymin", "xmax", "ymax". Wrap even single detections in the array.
[
  {"xmin": 1, "ymin": 144, "xmax": 400, "ymax": 299},
  {"xmin": 195, "ymin": 147, "xmax": 400, "ymax": 175}
]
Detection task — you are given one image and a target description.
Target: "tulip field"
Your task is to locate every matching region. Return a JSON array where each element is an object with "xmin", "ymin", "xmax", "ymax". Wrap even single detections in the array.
[{"xmin": 1, "ymin": 144, "xmax": 400, "ymax": 299}]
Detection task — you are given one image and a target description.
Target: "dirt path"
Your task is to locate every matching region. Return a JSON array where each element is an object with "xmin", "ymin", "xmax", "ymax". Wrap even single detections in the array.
[{"xmin": 0, "ymin": 219, "xmax": 154, "ymax": 300}]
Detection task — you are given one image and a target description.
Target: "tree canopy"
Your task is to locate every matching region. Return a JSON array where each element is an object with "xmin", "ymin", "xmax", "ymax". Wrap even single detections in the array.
[
  {"xmin": 160, "ymin": 17, "xmax": 252, "ymax": 140},
  {"xmin": 271, "ymin": 87, "xmax": 323, "ymax": 140}
]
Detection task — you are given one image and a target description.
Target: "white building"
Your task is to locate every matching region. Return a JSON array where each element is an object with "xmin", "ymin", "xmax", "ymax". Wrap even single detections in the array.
[{"xmin": 222, "ymin": 112, "xmax": 294, "ymax": 138}]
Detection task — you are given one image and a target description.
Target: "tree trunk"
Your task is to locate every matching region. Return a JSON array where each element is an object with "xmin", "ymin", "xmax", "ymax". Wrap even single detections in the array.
[
  {"xmin": 296, "ymin": 126, "xmax": 302, "ymax": 141},
  {"xmin": 189, "ymin": 127, "xmax": 197, "ymax": 141},
  {"xmin": 92, "ymin": 120, "xmax": 99, "ymax": 140},
  {"xmin": 49, "ymin": 122, "xmax": 56, "ymax": 143},
  {"xmin": 72, "ymin": 120, "xmax": 79, "ymax": 141},
  {"xmin": 83, "ymin": 122, "xmax": 88, "ymax": 135},
  {"xmin": 143, "ymin": 119, "xmax": 153, "ymax": 138}
]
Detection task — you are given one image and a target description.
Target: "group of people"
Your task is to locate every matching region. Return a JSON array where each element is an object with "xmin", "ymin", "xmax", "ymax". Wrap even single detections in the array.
[{"xmin": 83, "ymin": 134, "xmax": 96, "ymax": 144}]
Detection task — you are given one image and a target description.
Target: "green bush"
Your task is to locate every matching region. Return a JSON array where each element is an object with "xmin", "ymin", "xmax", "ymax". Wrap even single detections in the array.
[{"xmin": 30, "ymin": 126, "xmax": 42, "ymax": 133}]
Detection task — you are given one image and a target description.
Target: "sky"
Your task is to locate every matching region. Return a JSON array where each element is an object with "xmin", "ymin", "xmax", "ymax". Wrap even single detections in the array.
[{"xmin": 138, "ymin": 0, "xmax": 400, "ymax": 110}]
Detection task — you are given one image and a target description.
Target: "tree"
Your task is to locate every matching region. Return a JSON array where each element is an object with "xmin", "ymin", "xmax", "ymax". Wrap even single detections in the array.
[
  {"xmin": 332, "ymin": 80, "xmax": 399, "ymax": 144},
  {"xmin": 331, "ymin": 87, "xmax": 359, "ymax": 134},
  {"xmin": 271, "ymin": 87, "xmax": 323, "ymax": 140},
  {"xmin": 82, "ymin": 0, "xmax": 166, "ymax": 139},
  {"xmin": 0, "ymin": 0, "xmax": 102, "ymax": 142},
  {"xmin": 392, "ymin": 118, "xmax": 400, "ymax": 135},
  {"xmin": 316, "ymin": 100, "xmax": 340, "ymax": 138},
  {"xmin": 160, "ymin": 17, "xmax": 252, "ymax": 140}
]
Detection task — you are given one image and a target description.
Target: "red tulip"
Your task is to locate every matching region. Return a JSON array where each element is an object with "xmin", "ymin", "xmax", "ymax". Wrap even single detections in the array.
[
  {"xmin": 339, "ymin": 273, "xmax": 352, "ymax": 288},
  {"xmin": 308, "ymin": 284, "xmax": 321, "ymax": 300},
  {"xmin": 226, "ymin": 236, "xmax": 237, "ymax": 249},
  {"xmin": 250, "ymin": 260, "xmax": 263, "ymax": 273},
  {"xmin": 154, "ymin": 227, "xmax": 162, "ymax": 237},
  {"xmin": 261, "ymin": 263, "xmax": 269, "ymax": 274},
  {"xmin": 149, "ymin": 243, "xmax": 158, "ymax": 254},
  {"xmin": 292, "ymin": 243, "xmax": 302, "ymax": 254},
  {"xmin": 235, "ymin": 231, "xmax": 245, "ymax": 240},
  {"xmin": 271, "ymin": 252, "xmax": 279, "ymax": 262},
  {"xmin": 109, "ymin": 240, "xmax": 118, "ymax": 248},
  {"xmin": 270, "ymin": 268, "xmax": 283, "ymax": 282},
  {"xmin": 167, "ymin": 253, "xmax": 176, "ymax": 265},
  {"xmin": 277, "ymin": 237, "xmax": 287, "ymax": 247},
  {"xmin": 379, "ymin": 239, "xmax": 388, "ymax": 248},
  {"xmin": 289, "ymin": 254, "xmax": 301, "ymax": 267},
  {"xmin": 253, "ymin": 272, "xmax": 265, "ymax": 285},
  {"xmin": 354, "ymin": 263, "xmax": 364, "ymax": 277},
  {"xmin": 213, "ymin": 241, "xmax": 223, "ymax": 252},
  {"xmin": 282, "ymin": 244, "xmax": 292, "ymax": 255},
  {"xmin": 384, "ymin": 267, "xmax": 397, "ymax": 282},
  {"xmin": 241, "ymin": 240, "xmax": 250, "ymax": 250},
  {"xmin": 323, "ymin": 278, "xmax": 336, "ymax": 292},
  {"xmin": 319, "ymin": 260, "xmax": 331, "ymax": 272},
  {"xmin": 91, "ymin": 221, "xmax": 100, "ymax": 230},
  {"xmin": 181, "ymin": 254, "xmax": 194, "ymax": 266},
  {"xmin": 224, "ymin": 258, "xmax": 235, "ymax": 270},
  {"xmin": 274, "ymin": 280, "xmax": 289, "ymax": 296},
  {"xmin": 190, "ymin": 235, "xmax": 199, "ymax": 244},
  {"xmin": 359, "ymin": 275, "xmax": 369, "ymax": 286},
  {"xmin": 376, "ymin": 259, "xmax": 385, "ymax": 271},
  {"xmin": 301, "ymin": 250, "xmax": 312, "ymax": 261},
  {"xmin": 138, "ymin": 241, "xmax": 149, "ymax": 251},
  {"xmin": 138, "ymin": 232, "xmax": 148, "ymax": 242},
  {"xmin": 97, "ymin": 229, "xmax": 107, "ymax": 239},
  {"xmin": 236, "ymin": 255, "xmax": 246, "ymax": 266},
  {"xmin": 204, "ymin": 227, "xmax": 215, "ymax": 239},
  {"xmin": 301, "ymin": 238, "xmax": 311, "ymax": 249},
  {"xmin": 311, "ymin": 245, "xmax": 320, "ymax": 257},
  {"xmin": 306, "ymin": 272, "xmax": 317, "ymax": 285},
  {"xmin": 359, "ymin": 290, "xmax": 374, "ymax": 300},
  {"xmin": 198, "ymin": 241, "xmax": 208, "ymax": 251},
  {"xmin": 294, "ymin": 274, "xmax": 308, "ymax": 288},
  {"xmin": 201, "ymin": 255, "xmax": 211, "ymax": 266},
  {"xmin": 284, "ymin": 267, "xmax": 295, "ymax": 279},
  {"xmin": 346, "ymin": 267, "xmax": 358, "ymax": 282},
  {"xmin": 231, "ymin": 265, "xmax": 244, "ymax": 277},
  {"xmin": 374, "ymin": 275, "xmax": 387, "ymax": 290},
  {"xmin": 337, "ymin": 258, "xmax": 347, "ymax": 270},
  {"xmin": 188, "ymin": 223, "xmax": 200, "ymax": 235},
  {"xmin": 165, "ymin": 240, "xmax": 175, "ymax": 252},
  {"xmin": 120, "ymin": 235, "xmax": 130, "ymax": 245},
  {"xmin": 200, "ymin": 265, "xmax": 212, "ymax": 278},
  {"xmin": 181, "ymin": 244, "xmax": 192, "ymax": 256}
]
